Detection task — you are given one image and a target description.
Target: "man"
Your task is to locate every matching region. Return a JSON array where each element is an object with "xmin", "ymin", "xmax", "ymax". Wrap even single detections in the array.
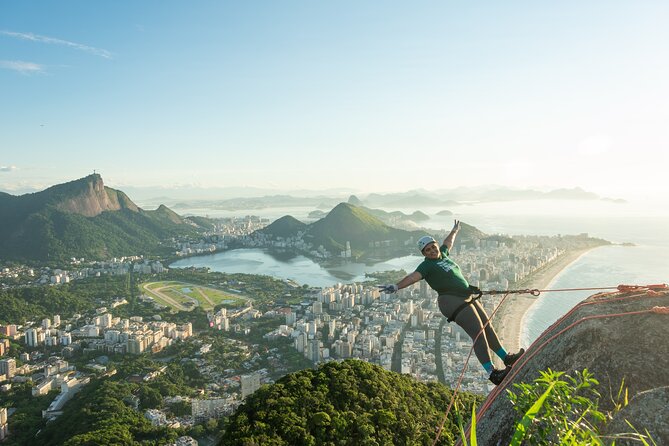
[{"xmin": 380, "ymin": 220, "xmax": 524, "ymax": 385}]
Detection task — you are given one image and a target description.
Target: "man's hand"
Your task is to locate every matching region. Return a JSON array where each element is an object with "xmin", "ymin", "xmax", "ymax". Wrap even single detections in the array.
[
  {"xmin": 378, "ymin": 284, "xmax": 399, "ymax": 294},
  {"xmin": 452, "ymin": 219, "xmax": 461, "ymax": 232}
]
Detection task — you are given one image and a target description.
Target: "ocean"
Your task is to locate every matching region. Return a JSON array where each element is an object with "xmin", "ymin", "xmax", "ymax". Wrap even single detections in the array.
[
  {"xmin": 172, "ymin": 198, "xmax": 669, "ymax": 344},
  {"xmin": 432, "ymin": 200, "xmax": 669, "ymax": 346},
  {"xmin": 520, "ymin": 243, "xmax": 669, "ymax": 346}
]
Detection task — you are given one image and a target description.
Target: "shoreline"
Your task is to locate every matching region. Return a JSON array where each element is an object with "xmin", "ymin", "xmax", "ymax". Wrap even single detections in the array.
[{"xmin": 496, "ymin": 247, "xmax": 600, "ymax": 353}]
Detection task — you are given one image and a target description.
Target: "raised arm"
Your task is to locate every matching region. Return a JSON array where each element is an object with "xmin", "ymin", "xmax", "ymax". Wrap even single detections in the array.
[{"xmin": 443, "ymin": 219, "xmax": 461, "ymax": 250}]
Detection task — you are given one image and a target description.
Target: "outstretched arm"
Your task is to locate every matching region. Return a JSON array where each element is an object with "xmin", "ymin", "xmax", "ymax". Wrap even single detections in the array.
[
  {"xmin": 443, "ymin": 219, "xmax": 461, "ymax": 250},
  {"xmin": 397, "ymin": 271, "xmax": 423, "ymax": 290},
  {"xmin": 379, "ymin": 271, "xmax": 423, "ymax": 294}
]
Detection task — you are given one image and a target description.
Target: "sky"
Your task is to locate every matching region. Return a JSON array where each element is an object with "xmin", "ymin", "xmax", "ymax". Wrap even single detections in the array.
[{"xmin": 1, "ymin": 1, "xmax": 668, "ymax": 202}]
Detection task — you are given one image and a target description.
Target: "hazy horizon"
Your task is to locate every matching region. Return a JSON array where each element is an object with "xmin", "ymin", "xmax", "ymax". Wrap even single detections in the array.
[{"xmin": 2, "ymin": 2, "xmax": 668, "ymax": 202}]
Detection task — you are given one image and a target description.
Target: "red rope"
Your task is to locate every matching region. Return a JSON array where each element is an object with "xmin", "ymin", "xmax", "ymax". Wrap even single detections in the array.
[
  {"xmin": 475, "ymin": 294, "xmax": 669, "ymax": 421},
  {"xmin": 439, "ymin": 284, "xmax": 668, "ymax": 446},
  {"xmin": 484, "ymin": 283, "xmax": 668, "ymax": 297},
  {"xmin": 431, "ymin": 291, "xmax": 513, "ymax": 446}
]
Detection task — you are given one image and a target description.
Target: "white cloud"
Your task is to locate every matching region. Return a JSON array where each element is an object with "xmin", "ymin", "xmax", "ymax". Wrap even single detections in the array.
[
  {"xmin": 1, "ymin": 30, "xmax": 112, "ymax": 59},
  {"xmin": 0, "ymin": 166, "xmax": 18, "ymax": 172},
  {"xmin": 0, "ymin": 60, "xmax": 45, "ymax": 74}
]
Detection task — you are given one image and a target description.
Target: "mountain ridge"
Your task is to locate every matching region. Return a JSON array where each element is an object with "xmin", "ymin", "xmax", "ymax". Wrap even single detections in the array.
[
  {"xmin": 256, "ymin": 202, "xmax": 483, "ymax": 259},
  {"xmin": 255, "ymin": 202, "xmax": 420, "ymax": 257},
  {"xmin": 128, "ymin": 185, "xmax": 625, "ymax": 212},
  {"xmin": 0, "ymin": 174, "xmax": 197, "ymax": 262}
]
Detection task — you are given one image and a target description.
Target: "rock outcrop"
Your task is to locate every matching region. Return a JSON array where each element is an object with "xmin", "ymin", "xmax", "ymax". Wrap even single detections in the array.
[
  {"xmin": 53, "ymin": 174, "xmax": 139, "ymax": 217},
  {"xmin": 474, "ymin": 288, "xmax": 669, "ymax": 445},
  {"xmin": 603, "ymin": 386, "xmax": 669, "ymax": 445}
]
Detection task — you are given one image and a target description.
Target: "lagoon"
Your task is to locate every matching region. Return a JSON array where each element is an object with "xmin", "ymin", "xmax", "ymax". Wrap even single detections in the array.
[
  {"xmin": 170, "ymin": 248, "xmax": 422, "ymax": 288},
  {"xmin": 170, "ymin": 199, "xmax": 669, "ymax": 345}
]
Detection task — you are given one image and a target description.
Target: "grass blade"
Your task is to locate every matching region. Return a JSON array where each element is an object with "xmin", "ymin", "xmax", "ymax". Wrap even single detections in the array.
[{"xmin": 510, "ymin": 381, "xmax": 556, "ymax": 445}]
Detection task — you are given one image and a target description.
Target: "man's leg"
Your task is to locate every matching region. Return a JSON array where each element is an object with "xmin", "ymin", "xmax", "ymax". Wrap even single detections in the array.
[
  {"xmin": 471, "ymin": 300, "xmax": 504, "ymax": 352},
  {"xmin": 453, "ymin": 304, "xmax": 493, "ymax": 368},
  {"xmin": 472, "ymin": 300, "xmax": 525, "ymax": 366}
]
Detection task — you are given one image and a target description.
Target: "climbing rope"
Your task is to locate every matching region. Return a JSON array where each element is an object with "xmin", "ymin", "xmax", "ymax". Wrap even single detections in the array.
[
  {"xmin": 483, "ymin": 283, "xmax": 668, "ymax": 297},
  {"xmin": 431, "ymin": 283, "xmax": 668, "ymax": 446},
  {"xmin": 476, "ymin": 301, "xmax": 669, "ymax": 421},
  {"xmin": 431, "ymin": 290, "xmax": 514, "ymax": 446},
  {"xmin": 466, "ymin": 286, "xmax": 669, "ymax": 444}
]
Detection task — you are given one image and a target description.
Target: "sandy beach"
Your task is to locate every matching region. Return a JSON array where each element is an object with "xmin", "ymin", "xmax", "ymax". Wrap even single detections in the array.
[{"xmin": 495, "ymin": 247, "xmax": 598, "ymax": 353}]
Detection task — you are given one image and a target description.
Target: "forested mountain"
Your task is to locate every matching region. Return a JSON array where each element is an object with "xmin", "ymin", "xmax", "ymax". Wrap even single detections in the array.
[
  {"xmin": 219, "ymin": 359, "xmax": 482, "ymax": 445},
  {"xmin": 257, "ymin": 202, "xmax": 484, "ymax": 258},
  {"xmin": 306, "ymin": 203, "xmax": 416, "ymax": 254},
  {"xmin": 260, "ymin": 215, "xmax": 308, "ymax": 238},
  {"xmin": 254, "ymin": 202, "xmax": 420, "ymax": 258},
  {"xmin": 0, "ymin": 174, "xmax": 199, "ymax": 262}
]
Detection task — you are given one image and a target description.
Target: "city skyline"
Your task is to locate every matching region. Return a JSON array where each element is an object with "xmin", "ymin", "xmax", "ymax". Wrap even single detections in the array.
[{"xmin": 1, "ymin": 1, "xmax": 668, "ymax": 202}]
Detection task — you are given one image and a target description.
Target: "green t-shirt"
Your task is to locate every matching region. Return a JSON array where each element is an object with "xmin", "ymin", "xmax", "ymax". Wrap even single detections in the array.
[{"xmin": 415, "ymin": 245, "xmax": 470, "ymax": 295}]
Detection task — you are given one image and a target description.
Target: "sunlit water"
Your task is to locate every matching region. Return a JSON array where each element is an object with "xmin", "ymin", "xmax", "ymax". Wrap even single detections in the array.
[{"xmin": 169, "ymin": 199, "xmax": 669, "ymax": 343}]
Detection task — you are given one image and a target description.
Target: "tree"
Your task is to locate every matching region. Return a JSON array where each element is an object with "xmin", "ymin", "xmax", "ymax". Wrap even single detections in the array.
[
  {"xmin": 219, "ymin": 359, "xmax": 480, "ymax": 446},
  {"xmin": 139, "ymin": 386, "xmax": 163, "ymax": 410}
]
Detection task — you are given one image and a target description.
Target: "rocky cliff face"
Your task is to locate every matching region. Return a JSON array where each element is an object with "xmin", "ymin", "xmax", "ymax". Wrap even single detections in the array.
[
  {"xmin": 0, "ymin": 174, "xmax": 193, "ymax": 262},
  {"xmin": 475, "ymin": 287, "xmax": 669, "ymax": 445},
  {"xmin": 53, "ymin": 174, "xmax": 139, "ymax": 217}
]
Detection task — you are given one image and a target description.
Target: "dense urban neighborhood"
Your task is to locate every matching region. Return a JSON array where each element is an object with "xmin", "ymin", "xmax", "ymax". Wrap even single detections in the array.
[{"xmin": 0, "ymin": 211, "xmax": 608, "ymax": 445}]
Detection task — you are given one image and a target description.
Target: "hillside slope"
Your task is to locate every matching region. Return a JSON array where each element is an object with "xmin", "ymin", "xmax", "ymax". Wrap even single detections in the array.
[
  {"xmin": 259, "ymin": 215, "xmax": 308, "ymax": 238},
  {"xmin": 255, "ymin": 202, "xmax": 487, "ymax": 259},
  {"xmin": 0, "ymin": 174, "xmax": 197, "ymax": 262},
  {"xmin": 306, "ymin": 202, "xmax": 417, "ymax": 254}
]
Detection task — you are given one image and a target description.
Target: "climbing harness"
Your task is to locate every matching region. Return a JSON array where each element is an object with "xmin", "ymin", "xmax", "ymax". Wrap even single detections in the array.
[
  {"xmin": 432, "ymin": 282, "xmax": 668, "ymax": 446},
  {"xmin": 432, "ymin": 287, "xmax": 512, "ymax": 446},
  {"xmin": 446, "ymin": 285, "xmax": 483, "ymax": 323}
]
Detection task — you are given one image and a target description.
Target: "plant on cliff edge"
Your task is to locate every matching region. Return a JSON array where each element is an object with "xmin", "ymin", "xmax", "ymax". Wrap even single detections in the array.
[
  {"xmin": 506, "ymin": 368, "xmax": 655, "ymax": 445},
  {"xmin": 458, "ymin": 368, "xmax": 656, "ymax": 446}
]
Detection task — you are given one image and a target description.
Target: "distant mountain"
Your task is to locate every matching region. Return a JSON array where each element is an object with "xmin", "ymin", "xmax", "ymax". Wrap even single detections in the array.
[
  {"xmin": 364, "ymin": 191, "xmax": 460, "ymax": 208},
  {"xmin": 124, "ymin": 185, "xmax": 624, "ymax": 214},
  {"xmin": 254, "ymin": 203, "xmax": 418, "ymax": 257},
  {"xmin": 147, "ymin": 194, "xmax": 346, "ymax": 211},
  {"xmin": 0, "ymin": 174, "xmax": 199, "ymax": 262},
  {"xmin": 347, "ymin": 194, "xmax": 363, "ymax": 206},
  {"xmin": 120, "ymin": 184, "xmax": 356, "ymax": 204},
  {"xmin": 261, "ymin": 215, "xmax": 308, "ymax": 238},
  {"xmin": 256, "ymin": 202, "xmax": 484, "ymax": 258},
  {"xmin": 307, "ymin": 203, "xmax": 415, "ymax": 254},
  {"xmin": 358, "ymin": 186, "xmax": 625, "ymax": 207},
  {"xmin": 345, "ymin": 196, "xmax": 430, "ymax": 228}
]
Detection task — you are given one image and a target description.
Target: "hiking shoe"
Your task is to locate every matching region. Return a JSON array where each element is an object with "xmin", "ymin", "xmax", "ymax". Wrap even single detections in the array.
[
  {"xmin": 488, "ymin": 367, "xmax": 510, "ymax": 385},
  {"xmin": 504, "ymin": 348, "xmax": 525, "ymax": 367}
]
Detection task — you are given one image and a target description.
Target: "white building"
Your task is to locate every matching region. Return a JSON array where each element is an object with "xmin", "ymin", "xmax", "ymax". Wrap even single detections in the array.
[
  {"xmin": 0, "ymin": 359, "xmax": 16, "ymax": 379},
  {"xmin": 59, "ymin": 333, "xmax": 72, "ymax": 346},
  {"xmin": 0, "ymin": 407, "xmax": 7, "ymax": 441},
  {"xmin": 241, "ymin": 372, "xmax": 261, "ymax": 399},
  {"xmin": 25, "ymin": 328, "xmax": 45, "ymax": 347},
  {"xmin": 191, "ymin": 398, "xmax": 229, "ymax": 422},
  {"xmin": 145, "ymin": 409, "xmax": 167, "ymax": 426}
]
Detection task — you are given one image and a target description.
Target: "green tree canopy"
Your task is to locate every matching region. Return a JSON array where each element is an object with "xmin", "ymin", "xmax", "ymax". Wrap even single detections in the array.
[{"xmin": 219, "ymin": 359, "xmax": 482, "ymax": 446}]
